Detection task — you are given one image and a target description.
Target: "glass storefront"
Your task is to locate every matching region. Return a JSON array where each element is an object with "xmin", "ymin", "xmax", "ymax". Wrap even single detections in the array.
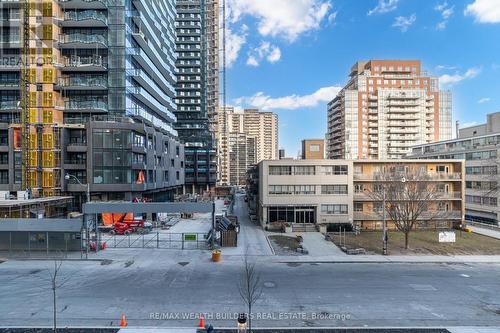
[{"xmin": 268, "ymin": 206, "xmax": 316, "ymax": 224}]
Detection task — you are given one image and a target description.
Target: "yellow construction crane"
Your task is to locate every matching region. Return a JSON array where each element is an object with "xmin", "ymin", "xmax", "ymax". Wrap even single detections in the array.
[{"xmin": 20, "ymin": 0, "xmax": 32, "ymax": 196}]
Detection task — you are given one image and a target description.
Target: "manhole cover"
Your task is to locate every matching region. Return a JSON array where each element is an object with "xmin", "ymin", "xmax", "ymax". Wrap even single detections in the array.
[
  {"xmin": 178, "ymin": 262, "xmax": 189, "ymax": 266},
  {"xmin": 263, "ymin": 281, "xmax": 276, "ymax": 288}
]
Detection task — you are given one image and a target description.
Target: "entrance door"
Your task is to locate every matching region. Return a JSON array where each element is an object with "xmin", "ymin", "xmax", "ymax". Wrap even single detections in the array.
[{"xmin": 295, "ymin": 208, "xmax": 315, "ymax": 223}]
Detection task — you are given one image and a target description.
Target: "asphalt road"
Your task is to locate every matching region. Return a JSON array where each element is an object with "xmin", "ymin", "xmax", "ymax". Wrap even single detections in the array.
[
  {"xmin": 0, "ymin": 195, "xmax": 499, "ymax": 329},
  {"xmin": 0, "ymin": 253, "xmax": 499, "ymax": 328}
]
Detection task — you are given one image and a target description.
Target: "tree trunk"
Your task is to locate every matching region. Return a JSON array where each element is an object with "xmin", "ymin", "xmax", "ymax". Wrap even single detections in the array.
[
  {"xmin": 248, "ymin": 304, "xmax": 252, "ymax": 333},
  {"xmin": 53, "ymin": 285, "xmax": 57, "ymax": 333},
  {"xmin": 404, "ymin": 232, "xmax": 409, "ymax": 249}
]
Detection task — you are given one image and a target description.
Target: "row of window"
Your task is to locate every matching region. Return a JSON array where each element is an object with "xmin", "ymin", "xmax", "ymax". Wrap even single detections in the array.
[
  {"xmin": 268, "ymin": 185, "xmax": 348, "ymax": 195},
  {"xmin": 269, "ymin": 165, "xmax": 348, "ymax": 176},
  {"xmin": 466, "ymin": 165, "xmax": 498, "ymax": 175},
  {"xmin": 465, "ymin": 195, "xmax": 498, "ymax": 207},
  {"xmin": 321, "ymin": 204, "xmax": 348, "ymax": 215},
  {"xmin": 466, "ymin": 181, "xmax": 497, "ymax": 191}
]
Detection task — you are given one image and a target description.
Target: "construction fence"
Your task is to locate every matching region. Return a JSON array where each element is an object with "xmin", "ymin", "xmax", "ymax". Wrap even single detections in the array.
[{"xmin": 99, "ymin": 232, "xmax": 211, "ymax": 250}]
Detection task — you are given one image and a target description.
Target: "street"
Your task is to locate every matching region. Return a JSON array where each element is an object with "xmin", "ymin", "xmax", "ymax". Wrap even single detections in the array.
[{"xmin": 0, "ymin": 195, "xmax": 499, "ymax": 329}]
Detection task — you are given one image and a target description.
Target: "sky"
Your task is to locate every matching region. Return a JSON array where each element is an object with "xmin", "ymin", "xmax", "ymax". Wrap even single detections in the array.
[{"xmin": 224, "ymin": 0, "xmax": 500, "ymax": 157}]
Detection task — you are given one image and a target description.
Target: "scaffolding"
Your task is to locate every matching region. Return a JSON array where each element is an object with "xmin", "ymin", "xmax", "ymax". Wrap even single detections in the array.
[{"xmin": 19, "ymin": 0, "xmax": 63, "ymax": 198}]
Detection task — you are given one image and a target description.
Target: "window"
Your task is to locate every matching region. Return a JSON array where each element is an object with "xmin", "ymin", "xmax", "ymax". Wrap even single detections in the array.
[
  {"xmin": 321, "ymin": 204, "xmax": 348, "ymax": 215},
  {"xmin": 436, "ymin": 165, "xmax": 448, "ymax": 173},
  {"xmin": 293, "ymin": 166, "xmax": 315, "ymax": 175},
  {"xmin": 354, "ymin": 203, "xmax": 363, "ymax": 212},
  {"xmin": 269, "ymin": 166, "xmax": 292, "ymax": 175},
  {"xmin": 309, "ymin": 144, "xmax": 320, "ymax": 152},
  {"xmin": 321, "ymin": 165, "xmax": 348, "ymax": 175},
  {"xmin": 373, "ymin": 202, "xmax": 383, "ymax": 212},
  {"xmin": 321, "ymin": 185, "xmax": 348, "ymax": 195},
  {"xmin": 354, "ymin": 184, "xmax": 364, "ymax": 193},
  {"xmin": 268, "ymin": 185, "xmax": 315, "ymax": 195}
]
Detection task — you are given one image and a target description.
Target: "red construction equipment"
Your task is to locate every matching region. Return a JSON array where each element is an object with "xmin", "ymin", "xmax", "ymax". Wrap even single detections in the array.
[{"xmin": 110, "ymin": 219, "xmax": 152, "ymax": 235}]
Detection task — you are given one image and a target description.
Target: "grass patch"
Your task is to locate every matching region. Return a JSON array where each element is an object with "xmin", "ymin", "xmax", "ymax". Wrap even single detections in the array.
[
  {"xmin": 331, "ymin": 230, "xmax": 500, "ymax": 255},
  {"xmin": 268, "ymin": 235, "xmax": 303, "ymax": 256}
]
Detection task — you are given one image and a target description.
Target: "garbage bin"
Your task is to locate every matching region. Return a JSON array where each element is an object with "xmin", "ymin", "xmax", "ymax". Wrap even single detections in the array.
[{"xmin": 212, "ymin": 249, "xmax": 221, "ymax": 262}]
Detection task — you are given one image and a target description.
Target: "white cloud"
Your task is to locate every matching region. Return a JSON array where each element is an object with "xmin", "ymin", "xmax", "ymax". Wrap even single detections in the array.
[
  {"xmin": 465, "ymin": 0, "xmax": 500, "ymax": 23},
  {"xmin": 246, "ymin": 56, "xmax": 259, "ymax": 67},
  {"xmin": 227, "ymin": 0, "xmax": 332, "ymax": 42},
  {"xmin": 435, "ymin": 2, "xmax": 454, "ymax": 29},
  {"xmin": 246, "ymin": 41, "xmax": 281, "ymax": 66},
  {"xmin": 392, "ymin": 14, "xmax": 416, "ymax": 32},
  {"xmin": 234, "ymin": 86, "xmax": 342, "ymax": 111},
  {"xmin": 224, "ymin": 27, "xmax": 246, "ymax": 68},
  {"xmin": 328, "ymin": 11, "xmax": 338, "ymax": 24},
  {"xmin": 368, "ymin": 0, "xmax": 399, "ymax": 15},
  {"xmin": 478, "ymin": 97, "xmax": 491, "ymax": 104},
  {"xmin": 267, "ymin": 47, "xmax": 281, "ymax": 63},
  {"xmin": 439, "ymin": 67, "xmax": 481, "ymax": 86}
]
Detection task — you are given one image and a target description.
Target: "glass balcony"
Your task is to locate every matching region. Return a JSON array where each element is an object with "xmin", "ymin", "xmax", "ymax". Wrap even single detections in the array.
[
  {"xmin": 63, "ymin": 10, "xmax": 107, "ymax": 26},
  {"xmin": 58, "ymin": 76, "xmax": 107, "ymax": 89},
  {"xmin": 0, "ymin": 101, "xmax": 19, "ymax": 109},
  {"xmin": 62, "ymin": 55, "xmax": 107, "ymax": 71},
  {"xmin": 59, "ymin": 33, "xmax": 107, "ymax": 48},
  {"xmin": 58, "ymin": 0, "xmax": 108, "ymax": 9},
  {"xmin": 65, "ymin": 100, "xmax": 107, "ymax": 112}
]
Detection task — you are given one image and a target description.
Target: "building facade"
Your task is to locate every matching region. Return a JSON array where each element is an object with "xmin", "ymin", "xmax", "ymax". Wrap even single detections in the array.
[
  {"xmin": 253, "ymin": 159, "xmax": 464, "ymax": 231},
  {"xmin": 0, "ymin": 0, "xmax": 184, "ymax": 208},
  {"xmin": 409, "ymin": 112, "xmax": 500, "ymax": 225},
  {"xmin": 302, "ymin": 139, "xmax": 325, "ymax": 160},
  {"xmin": 352, "ymin": 160, "xmax": 464, "ymax": 230},
  {"xmin": 175, "ymin": 0, "xmax": 218, "ymax": 194},
  {"xmin": 326, "ymin": 60, "xmax": 452, "ymax": 160},
  {"xmin": 217, "ymin": 107, "xmax": 278, "ymax": 186}
]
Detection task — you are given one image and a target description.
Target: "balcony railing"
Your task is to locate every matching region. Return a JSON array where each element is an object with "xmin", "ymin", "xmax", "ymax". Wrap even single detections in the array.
[
  {"xmin": 59, "ymin": 33, "xmax": 107, "ymax": 46},
  {"xmin": 353, "ymin": 172, "xmax": 462, "ymax": 181},
  {"xmin": 354, "ymin": 191, "xmax": 462, "ymax": 200},
  {"xmin": 64, "ymin": 10, "xmax": 107, "ymax": 24},
  {"xmin": 0, "ymin": 101, "xmax": 18, "ymax": 109},
  {"xmin": 62, "ymin": 55, "xmax": 107, "ymax": 69},
  {"xmin": 58, "ymin": 76, "xmax": 107, "ymax": 88},
  {"xmin": 354, "ymin": 210, "xmax": 462, "ymax": 220},
  {"xmin": 65, "ymin": 100, "xmax": 107, "ymax": 111}
]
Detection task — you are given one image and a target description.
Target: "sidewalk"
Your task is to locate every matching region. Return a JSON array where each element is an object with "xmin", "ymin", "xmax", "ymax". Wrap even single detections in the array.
[
  {"xmin": 272, "ymin": 254, "xmax": 500, "ymax": 264},
  {"xmin": 300, "ymin": 232, "xmax": 346, "ymax": 256},
  {"xmin": 466, "ymin": 224, "xmax": 500, "ymax": 240}
]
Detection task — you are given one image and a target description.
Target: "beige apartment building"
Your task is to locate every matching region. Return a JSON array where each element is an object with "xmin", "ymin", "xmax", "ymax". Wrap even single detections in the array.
[
  {"xmin": 409, "ymin": 111, "xmax": 500, "ymax": 226},
  {"xmin": 217, "ymin": 107, "xmax": 278, "ymax": 186},
  {"xmin": 252, "ymin": 159, "xmax": 464, "ymax": 231},
  {"xmin": 302, "ymin": 139, "xmax": 325, "ymax": 159},
  {"xmin": 326, "ymin": 60, "xmax": 452, "ymax": 160}
]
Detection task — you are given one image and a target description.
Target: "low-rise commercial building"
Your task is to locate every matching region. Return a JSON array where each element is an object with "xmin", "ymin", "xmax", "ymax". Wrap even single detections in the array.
[
  {"xmin": 301, "ymin": 139, "xmax": 325, "ymax": 159},
  {"xmin": 409, "ymin": 112, "xmax": 500, "ymax": 225},
  {"xmin": 252, "ymin": 159, "xmax": 464, "ymax": 231}
]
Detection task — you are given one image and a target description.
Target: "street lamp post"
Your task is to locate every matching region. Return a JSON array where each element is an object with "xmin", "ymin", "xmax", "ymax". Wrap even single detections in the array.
[{"xmin": 65, "ymin": 173, "xmax": 91, "ymax": 256}]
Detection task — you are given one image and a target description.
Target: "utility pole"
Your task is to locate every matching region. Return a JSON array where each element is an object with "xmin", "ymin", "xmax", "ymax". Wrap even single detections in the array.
[{"xmin": 382, "ymin": 187, "xmax": 387, "ymax": 255}]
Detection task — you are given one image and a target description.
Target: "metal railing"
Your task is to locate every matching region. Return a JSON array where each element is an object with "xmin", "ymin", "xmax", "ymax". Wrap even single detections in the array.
[
  {"xmin": 100, "ymin": 232, "xmax": 210, "ymax": 250},
  {"xmin": 353, "ymin": 210, "xmax": 462, "ymax": 220}
]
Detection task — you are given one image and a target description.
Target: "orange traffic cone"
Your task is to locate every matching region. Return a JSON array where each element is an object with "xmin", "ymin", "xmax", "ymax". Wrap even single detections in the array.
[
  {"xmin": 120, "ymin": 314, "xmax": 127, "ymax": 327},
  {"xmin": 198, "ymin": 314, "xmax": 205, "ymax": 328}
]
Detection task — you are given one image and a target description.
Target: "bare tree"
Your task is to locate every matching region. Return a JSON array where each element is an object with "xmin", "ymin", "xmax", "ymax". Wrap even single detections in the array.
[
  {"xmin": 238, "ymin": 250, "xmax": 262, "ymax": 332},
  {"xmin": 367, "ymin": 164, "xmax": 447, "ymax": 249},
  {"xmin": 42, "ymin": 260, "xmax": 69, "ymax": 333}
]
